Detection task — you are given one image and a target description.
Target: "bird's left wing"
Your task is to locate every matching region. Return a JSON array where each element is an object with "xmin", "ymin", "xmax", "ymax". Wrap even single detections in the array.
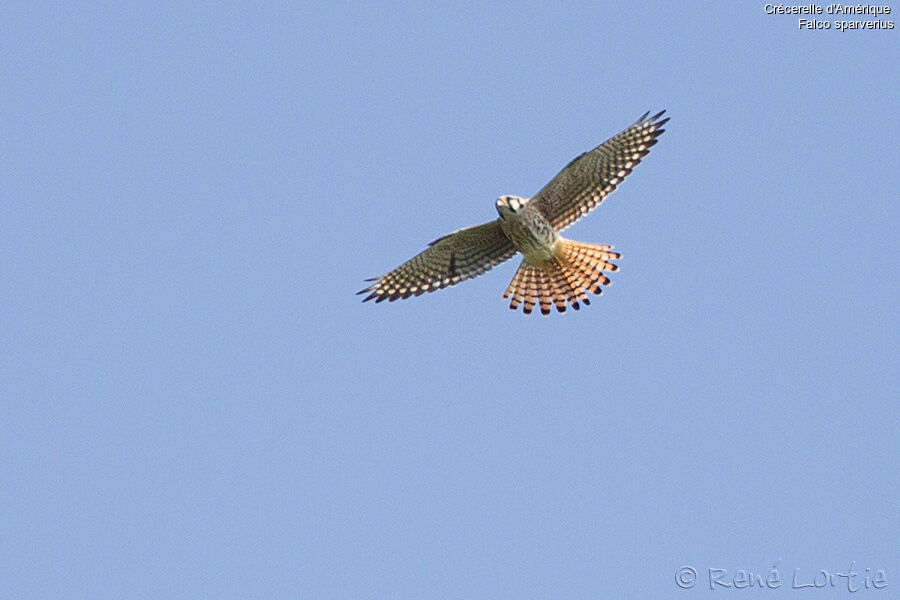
[
  {"xmin": 358, "ymin": 220, "xmax": 516, "ymax": 302},
  {"xmin": 530, "ymin": 110, "xmax": 668, "ymax": 232}
]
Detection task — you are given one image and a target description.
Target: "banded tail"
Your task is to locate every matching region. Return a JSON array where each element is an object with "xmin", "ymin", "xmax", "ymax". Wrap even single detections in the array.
[{"xmin": 502, "ymin": 239, "xmax": 621, "ymax": 315}]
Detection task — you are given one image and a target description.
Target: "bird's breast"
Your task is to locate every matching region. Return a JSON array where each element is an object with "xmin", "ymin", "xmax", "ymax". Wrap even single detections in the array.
[{"xmin": 500, "ymin": 209, "xmax": 559, "ymax": 263}]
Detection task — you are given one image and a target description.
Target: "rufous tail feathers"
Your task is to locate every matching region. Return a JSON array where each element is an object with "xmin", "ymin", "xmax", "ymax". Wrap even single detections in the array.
[{"xmin": 502, "ymin": 239, "xmax": 621, "ymax": 315}]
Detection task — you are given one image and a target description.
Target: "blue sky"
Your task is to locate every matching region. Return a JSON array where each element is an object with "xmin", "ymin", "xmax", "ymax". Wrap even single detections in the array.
[{"xmin": 2, "ymin": 3, "xmax": 898, "ymax": 599}]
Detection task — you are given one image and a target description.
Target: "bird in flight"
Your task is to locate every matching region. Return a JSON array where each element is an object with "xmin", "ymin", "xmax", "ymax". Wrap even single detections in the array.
[{"xmin": 359, "ymin": 110, "xmax": 668, "ymax": 315}]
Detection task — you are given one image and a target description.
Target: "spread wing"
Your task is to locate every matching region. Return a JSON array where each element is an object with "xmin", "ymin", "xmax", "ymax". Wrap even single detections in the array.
[
  {"xmin": 358, "ymin": 220, "xmax": 516, "ymax": 302},
  {"xmin": 530, "ymin": 110, "xmax": 668, "ymax": 232}
]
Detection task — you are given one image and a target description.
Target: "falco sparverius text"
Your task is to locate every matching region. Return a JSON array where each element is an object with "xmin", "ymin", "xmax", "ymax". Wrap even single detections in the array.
[{"xmin": 359, "ymin": 111, "xmax": 668, "ymax": 315}]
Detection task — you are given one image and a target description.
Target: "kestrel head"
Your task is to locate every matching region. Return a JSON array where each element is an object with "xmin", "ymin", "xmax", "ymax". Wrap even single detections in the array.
[{"xmin": 495, "ymin": 195, "xmax": 527, "ymax": 219}]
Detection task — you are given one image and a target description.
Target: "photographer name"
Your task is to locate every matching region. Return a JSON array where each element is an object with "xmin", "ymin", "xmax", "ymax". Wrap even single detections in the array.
[{"xmin": 676, "ymin": 562, "xmax": 888, "ymax": 592}]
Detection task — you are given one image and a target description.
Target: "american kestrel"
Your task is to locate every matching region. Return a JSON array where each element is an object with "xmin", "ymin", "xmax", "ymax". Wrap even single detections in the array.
[{"xmin": 359, "ymin": 110, "xmax": 668, "ymax": 315}]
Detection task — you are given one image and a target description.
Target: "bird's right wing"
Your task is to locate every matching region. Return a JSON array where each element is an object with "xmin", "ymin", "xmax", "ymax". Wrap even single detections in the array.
[
  {"xmin": 529, "ymin": 110, "xmax": 668, "ymax": 233},
  {"xmin": 359, "ymin": 220, "xmax": 516, "ymax": 302}
]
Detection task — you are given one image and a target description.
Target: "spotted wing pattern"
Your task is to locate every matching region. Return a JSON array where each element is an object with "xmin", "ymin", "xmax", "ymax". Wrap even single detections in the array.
[
  {"xmin": 358, "ymin": 220, "xmax": 516, "ymax": 302},
  {"xmin": 530, "ymin": 110, "xmax": 668, "ymax": 233}
]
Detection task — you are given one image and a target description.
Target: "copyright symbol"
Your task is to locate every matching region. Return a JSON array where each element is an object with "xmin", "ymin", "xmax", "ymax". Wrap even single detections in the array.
[{"xmin": 676, "ymin": 566, "xmax": 697, "ymax": 588}]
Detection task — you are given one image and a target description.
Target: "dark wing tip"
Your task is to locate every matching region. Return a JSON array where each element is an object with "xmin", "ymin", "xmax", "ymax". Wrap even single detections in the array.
[{"xmin": 359, "ymin": 276, "xmax": 381, "ymax": 299}]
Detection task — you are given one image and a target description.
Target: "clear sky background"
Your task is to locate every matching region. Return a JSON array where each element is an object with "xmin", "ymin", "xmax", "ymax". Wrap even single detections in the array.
[{"xmin": 2, "ymin": 3, "xmax": 898, "ymax": 599}]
